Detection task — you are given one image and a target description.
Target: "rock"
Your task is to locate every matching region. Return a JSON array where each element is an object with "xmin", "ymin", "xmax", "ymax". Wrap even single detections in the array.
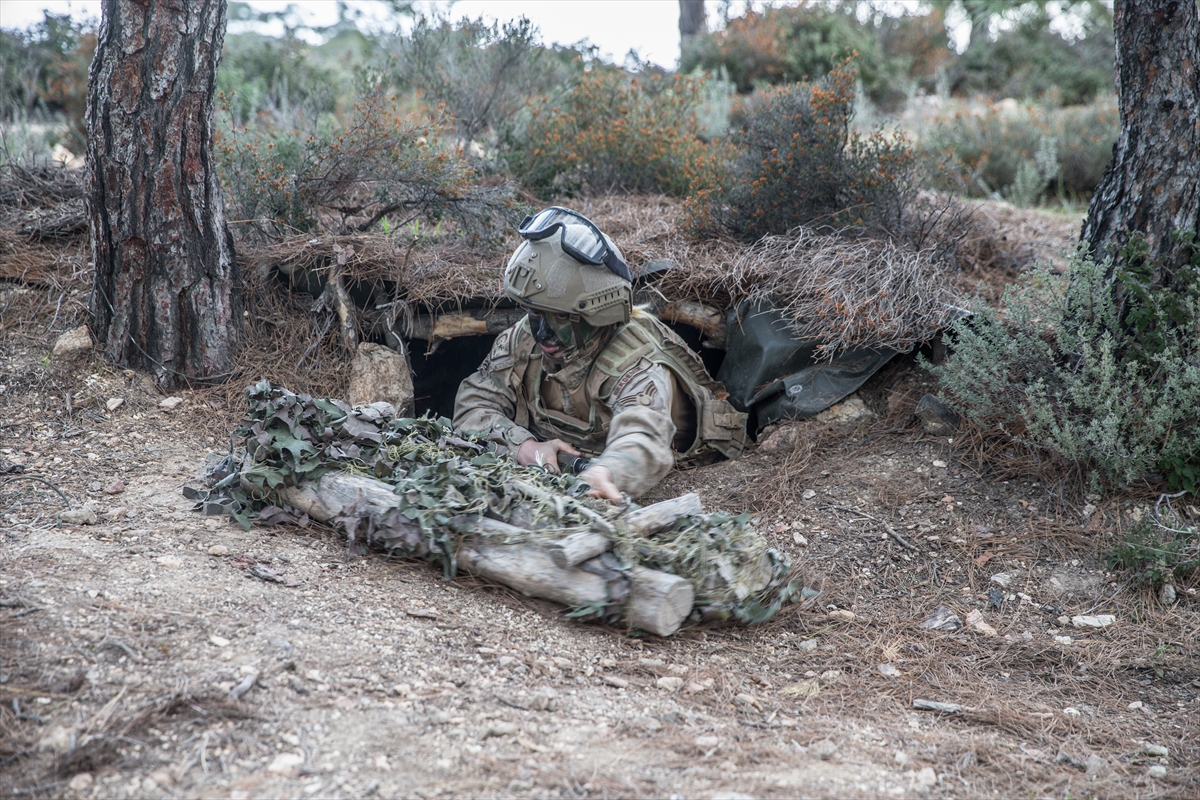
[
  {"xmin": 1048, "ymin": 568, "xmax": 1103, "ymax": 597},
  {"xmin": 159, "ymin": 396, "xmax": 183, "ymax": 409},
  {"xmin": 1071, "ymin": 614, "xmax": 1116, "ymax": 628},
  {"xmin": 796, "ymin": 638, "xmax": 818, "ymax": 653},
  {"xmin": 105, "ymin": 397, "xmax": 124, "ymax": 412},
  {"xmin": 156, "ymin": 555, "xmax": 183, "ymax": 568},
  {"xmin": 483, "ymin": 721, "xmax": 518, "ymax": 738},
  {"xmin": 828, "ymin": 609, "xmax": 855, "ymax": 622},
  {"xmin": 656, "ymin": 676, "xmax": 684, "ymax": 692},
  {"xmin": 877, "ymin": 663, "xmax": 901, "ymax": 678},
  {"xmin": 801, "ymin": 489, "xmax": 816, "ymax": 500},
  {"xmin": 1080, "ymin": 503, "xmax": 1098, "ymax": 519},
  {"xmin": 735, "ymin": 692, "xmax": 762, "ymax": 709},
  {"xmin": 348, "ymin": 342, "xmax": 414, "ymax": 416},
  {"xmin": 209, "ymin": 635, "xmax": 231, "ymax": 648},
  {"xmin": 989, "ymin": 572, "xmax": 1014, "ymax": 587},
  {"xmin": 919, "ymin": 606, "xmax": 962, "ymax": 631},
  {"xmin": 1063, "ymin": 707, "xmax": 1080, "ymax": 717},
  {"xmin": 59, "ymin": 508, "xmax": 98, "ymax": 526},
  {"xmin": 105, "ymin": 480, "xmax": 125, "ymax": 494},
  {"xmin": 809, "ymin": 739, "xmax": 839, "ymax": 760},
  {"xmin": 208, "ymin": 544, "xmax": 230, "ymax": 556},
  {"xmin": 1159, "ymin": 584, "xmax": 1177, "ymax": 605},
  {"xmin": 52, "ymin": 326, "xmax": 92, "ymax": 358},
  {"xmin": 792, "ymin": 532, "xmax": 808, "ymax": 546},
  {"xmin": 1127, "ymin": 701, "xmax": 1143, "ymax": 711},
  {"xmin": 916, "ymin": 767, "xmax": 938, "ymax": 787},
  {"xmin": 758, "ymin": 424, "xmax": 800, "ymax": 453},
  {"xmin": 711, "ymin": 793, "xmax": 756, "ymax": 800},
  {"xmin": 1139, "ymin": 743, "xmax": 1169, "ymax": 758},
  {"xmin": 67, "ymin": 772, "xmax": 93, "ymax": 792},
  {"xmin": 37, "ymin": 725, "xmax": 75, "ymax": 753},
  {"xmin": 695, "ymin": 735, "xmax": 720, "ymax": 750},
  {"xmin": 528, "ymin": 686, "xmax": 558, "ymax": 711},
  {"xmin": 267, "ymin": 752, "xmax": 304, "ymax": 774},
  {"xmin": 914, "ymin": 394, "xmax": 959, "ymax": 436},
  {"xmin": 1085, "ymin": 753, "xmax": 1109, "ymax": 779},
  {"xmin": 964, "ymin": 609, "xmax": 997, "ymax": 636},
  {"xmin": 1148, "ymin": 765, "xmax": 1167, "ymax": 779},
  {"xmin": 601, "ymin": 675, "xmax": 628, "ymax": 689},
  {"xmin": 815, "ymin": 396, "xmax": 872, "ymax": 424},
  {"xmin": 1054, "ymin": 635, "xmax": 1073, "ymax": 645}
]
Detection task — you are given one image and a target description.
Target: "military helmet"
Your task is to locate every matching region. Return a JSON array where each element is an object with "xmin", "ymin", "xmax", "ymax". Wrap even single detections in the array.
[{"xmin": 503, "ymin": 216, "xmax": 632, "ymax": 327}]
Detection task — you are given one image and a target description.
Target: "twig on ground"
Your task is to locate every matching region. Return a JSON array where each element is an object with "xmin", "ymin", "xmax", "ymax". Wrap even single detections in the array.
[{"xmin": 826, "ymin": 504, "xmax": 918, "ymax": 552}]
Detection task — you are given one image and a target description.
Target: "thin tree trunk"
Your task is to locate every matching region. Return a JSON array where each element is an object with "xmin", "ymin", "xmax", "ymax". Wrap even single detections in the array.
[
  {"xmin": 679, "ymin": 0, "xmax": 707, "ymax": 53},
  {"xmin": 1081, "ymin": 0, "xmax": 1200, "ymax": 270},
  {"xmin": 86, "ymin": 0, "xmax": 240, "ymax": 387}
]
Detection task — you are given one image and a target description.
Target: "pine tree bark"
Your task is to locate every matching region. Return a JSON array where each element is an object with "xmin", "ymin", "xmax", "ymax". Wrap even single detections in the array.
[
  {"xmin": 679, "ymin": 0, "xmax": 707, "ymax": 52},
  {"xmin": 86, "ymin": 0, "xmax": 240, "ymax": 387},
  {"xmin": 1081, "ymin": 0, "xmax": 1200, "ymax": 268}
]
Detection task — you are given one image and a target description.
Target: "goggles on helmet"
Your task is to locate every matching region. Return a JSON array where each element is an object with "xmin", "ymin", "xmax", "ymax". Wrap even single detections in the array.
[{"xmin": 517, "ymin": 207, "xmax": 632, "ymax": 282}]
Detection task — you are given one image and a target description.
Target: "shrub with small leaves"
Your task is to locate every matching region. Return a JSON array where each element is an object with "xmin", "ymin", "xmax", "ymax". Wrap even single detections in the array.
[
  {"xmin": 684, "ymin": 58, "xmax": 918, "ymax": 243},
  {"xmin": 930, "ymin": 241, "xmax": 1200, "ymax": 492},
  {"xmin": 504, "ymin": 68, "xmax": 723, "ymax": 198},
  {"xmin": 218, "ymin": 91, "xmax": 519, "ymax": 246},
  {"xmin": 1106, "ymin": 516, "xmax": 1199, "ymax": 588}
]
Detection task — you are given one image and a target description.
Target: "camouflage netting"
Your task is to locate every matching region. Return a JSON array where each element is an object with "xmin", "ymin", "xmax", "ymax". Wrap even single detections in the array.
[{"xmin": 187, "ymin": 382, "xmax": 809, "ymax": 627}]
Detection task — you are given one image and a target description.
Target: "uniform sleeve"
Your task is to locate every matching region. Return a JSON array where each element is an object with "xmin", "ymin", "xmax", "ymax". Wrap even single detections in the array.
[
  {"xmin": 453, "ymin": 326, "xmax": 536, "ymax": 451},
  {"xmin": 590, "ymin": 360, "xmax": 677, "ymax": 497}
]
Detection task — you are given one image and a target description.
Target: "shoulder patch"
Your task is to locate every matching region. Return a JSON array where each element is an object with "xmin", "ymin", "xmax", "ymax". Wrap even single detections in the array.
[{"xmin": 610, "ymin": 359, "xmax": 670, "ymax": 413}]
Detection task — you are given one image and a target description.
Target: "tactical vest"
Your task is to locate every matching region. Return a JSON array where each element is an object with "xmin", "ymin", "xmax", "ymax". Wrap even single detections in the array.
[{"xmin": 506, "ymin": 312, "xmax": 748, "ymax": 467}]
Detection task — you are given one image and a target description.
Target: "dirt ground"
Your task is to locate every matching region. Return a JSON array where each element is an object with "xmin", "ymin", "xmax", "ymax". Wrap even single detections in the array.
[{"xmin": 2, "ymin": 212, "xmax": 1199, "ymax": 800}]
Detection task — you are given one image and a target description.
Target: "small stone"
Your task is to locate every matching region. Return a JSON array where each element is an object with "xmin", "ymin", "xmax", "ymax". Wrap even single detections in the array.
[
  {"xmin": 758, "ymin": 424, "xmax": 800, "ymax": 453},
  {"xmin": 156, "ymin": 555, "xmax": 183, "ymax": 568},
  {"xmin": 105, "ymin": 480, "xmax": 125, "ymax": 494},
  {"xmin": 209, "ymin": 635, "xmax": 231, "ymax": 648},
  {"xmin": 819, "ymin": 670, "xmax": 843, "ymax": 683},
  {"xmin": 964, "ymin": 609, "xmax": 997, "ymax": 636},
  {"xmin": 1085, "ymin": 753, "xmax": 1109, "ymax": 778},
  {"xmin": 1159, "ymin": 584, "xmax": 1177, "ymax": 605},
  {"xmin": 1063, "ymin": 707, "xmax": 1080, "ymax": 717},
  {"xmin": 59, "ymin": 508, "xmax": 98, "ymax": 526},
  {"xmin": 1081, "ymin": 503, "xmax": 1098, "ymax": 518},
  {"xmin": 267, "ymin": 752, "xmax": 304, "ymax": 774},
  {"xmin": 656, "ymin": 676, "xmax": 684, "ymax": 692},
  {"xmin": 1127, "ymin": 701, "xmax": 1143, "ymax": 711},
  {"xmin": 933, "ymin": 461, "xmax": 948, "ymax": 469},
  {"xmin": 916, "ymin": 766, "xmax": 938, "ymax": 787},
  {"xmin": 792, "ymin": 532, "xmax": 808, "ymax": 546},
  {"xmin": 695, "ymin": 735, "xmax": 720, "ymax": 750},
  {"xmin": 528, "ymin": 686, "xmax": 558, "ymax": 711},
  {"xmin": 1139, "ymin": 744, "xmax": 1168, "ymax": 758},
  {"xmin": 810, "ymin": 739, "xmax": 839, "ymax": 760},
  {"xmin": 67, "ymin": 772, "xmax": 93, "ymax": 792},
  {"xmin": 159, "ymin": 396, "xmax": 183, "ymax": 409},
  {"xmin": 1054, "ymin": 635, "xmax": 1073, "ymax": 645},
  {"xmin": 105, "ymin": 397, "xmax": 124, "ymax": 412},
  {"xmin": 711, "ymin": 793, "xmax": 756, "ymax": 800},
  {"xmin": 208, "ymin": 544, "xmax": 230, "ymax": 556},
  {"xmin": 735, "ymin": 692, "xmax": 761, "ymax": 709},
  {"xmin": 919, "ymin": 606, "xmax": 961, "ymax": 631},
  {"xmin": 89, "ymin": 481, "xmax": 102, "ymax": 491},
  {"xmin": 914, "ymin": 394, "xmax": 959, "ymax": 436},
  {"xmin": 1148, "ymin": 765, "xmax": 1167, "ymax": 779},
  {"xmin": 796, "ymin": 638, "xmax": 818, "ymax": 653},
  {"xmin": 877, "ymin": 663, "xmax": 901, "ymax": 678},
  {"xmin": 802, "ymin": 489, "xmax": 816, "ymax": 500},
  {"xmin": 52, "ymin": 325, "xmax": 93, "ymax": 358},
  {"xmin": 828, "ymin": 609, "xmax": 855, "ymax": 622},
  {"xmin": 483, "ymin": 721, "xmax": 517, "ymax": 738},
  {"xmin": 989, "ymin": 572, "xmax": 1014, "ymax": 588},
  {"xmin": 601, "ymin": 675, "xmax": 628, "ymax": 689},
  {"xmin": 37, "ymin": 726, "xmax": 74, "ymax": 753},
  {"xmin": 1071, "ymin": 614, "xmax": 1116, "ymax": 628}
]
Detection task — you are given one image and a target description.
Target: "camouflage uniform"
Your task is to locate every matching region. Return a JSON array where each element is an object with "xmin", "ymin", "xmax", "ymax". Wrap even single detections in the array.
[{"xmin": 454, "ymin": 311, "xmax": 746, "ymax": 497}]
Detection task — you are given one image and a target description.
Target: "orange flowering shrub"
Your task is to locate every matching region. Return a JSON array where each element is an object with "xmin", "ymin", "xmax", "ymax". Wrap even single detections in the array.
[
  {"xmin": 217, "ymin": 92, "xmax": 518, "ymax": 246},
  {"xmin": 505, "ymin": 68, "xmax": 723, "ymax": 198},
  {"xmin": 684, "ymin": 58, "xmax": 917, "ymax": 242}
]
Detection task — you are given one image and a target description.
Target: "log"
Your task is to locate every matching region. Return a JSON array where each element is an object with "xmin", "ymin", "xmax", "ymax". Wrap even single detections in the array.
[
  {"xmin": 547, "ymin": 531, "xmax": 612, "ymax": 569},
  {"xmin": 626, "ymin": 493, "xmax": 703, "ymax": 536},
  {"xmin": 274, "ymin": 471, "xmax": 694, "ymax": 635},
  {"xmin": 659, "ymin": 301, "xmax": 727, "ymax": 348},
  {"xmin": 627, "ymin": 566, "xmax": 694, "ymax": 637}
]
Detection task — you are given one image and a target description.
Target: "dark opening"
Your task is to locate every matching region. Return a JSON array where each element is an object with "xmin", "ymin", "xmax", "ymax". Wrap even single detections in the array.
[{"xmin": 406, "ymin": 318, "xmax": 726, "ymax": 421}]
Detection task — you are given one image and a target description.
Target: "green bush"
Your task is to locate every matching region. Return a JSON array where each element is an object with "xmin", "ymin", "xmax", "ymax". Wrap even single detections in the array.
[
  {"xmin": 930, "ymin": 241, "xmax": 1200, "ymax": 492},
  {"xmin": 922, "ymin": 96, "xmax": 1118, "ymax": 204},
  {"xmin": 953, "ymin": 11, "xmax": 1114, "ymax": 106},
  {"xmin": 217, "ymin": 32, "xmax": 354, "ymax": 128},
  {"xmin": 684, "ymin": 59, "xmax": 917, "ymax": 242},
  {"xmin": 217, "ymin": 91, "xmax": 518, "ymax": 245},
  {"xmin": 1107, "ymin": 516, "xmax": 1199, "ymax": 588},
  {"xmin": 680, "ymin": 5, "xmax": 914, "ymax": 111},
  {"xmin": 384, "ymin": 15, "xmax": 578, "ymax": 149},
  {"xmin": 504, "ymin": 68, "xmax": 721, "ymax": 198}
]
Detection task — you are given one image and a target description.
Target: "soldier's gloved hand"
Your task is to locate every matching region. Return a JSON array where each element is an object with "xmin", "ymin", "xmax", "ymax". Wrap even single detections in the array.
[
  {"xmin": 516, "ymin": 438, "xmax": 580, "ymax": 474},
  {"xmin": 580, "ymin": 465, "xmax": 622, "ymax": 502}
]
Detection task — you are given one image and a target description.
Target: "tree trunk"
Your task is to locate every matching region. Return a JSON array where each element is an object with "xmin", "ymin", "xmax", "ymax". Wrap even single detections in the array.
[
  {"xmin": 86, "ymin": 0, "xmax": 240, "ymax": 387},
  {"xmin": 679, "ymin": 0, "xmax": 707, "ymax": 52},
  {"xmin": 1081, "ymin": 0, "xmax": 1200, "ymax": 269}
]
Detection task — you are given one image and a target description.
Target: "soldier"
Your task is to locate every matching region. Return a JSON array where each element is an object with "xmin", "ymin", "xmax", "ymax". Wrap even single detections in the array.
[{"xmin": 454, "ymin": 207, "xmax": 747, "ymax": 501}]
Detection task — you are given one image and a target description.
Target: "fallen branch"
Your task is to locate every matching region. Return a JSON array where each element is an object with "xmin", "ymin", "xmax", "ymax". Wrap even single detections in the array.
[{"xmin": 828, "ymin": 504, "xmax": 918, "ymax": 552}]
